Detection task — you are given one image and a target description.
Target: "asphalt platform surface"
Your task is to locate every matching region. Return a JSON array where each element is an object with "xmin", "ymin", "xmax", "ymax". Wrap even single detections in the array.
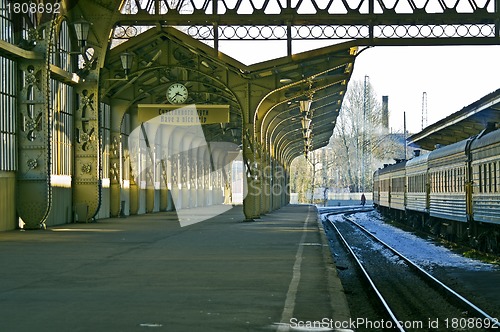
[{"xmin": 0, "ymin": 204, "xmax": 350, "ymax": 331}]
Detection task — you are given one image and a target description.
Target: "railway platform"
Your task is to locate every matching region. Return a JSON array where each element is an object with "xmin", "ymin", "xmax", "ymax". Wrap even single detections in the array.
[{"xmin": 0, "ymin": 204, "xmax": 350, "ymax": 332}]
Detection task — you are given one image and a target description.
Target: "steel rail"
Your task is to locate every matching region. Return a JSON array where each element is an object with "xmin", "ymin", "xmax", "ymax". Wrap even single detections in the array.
[
  {"xmin": 341, "ymin": 214, "xmax": 500, "ymax": 329},
  {"xmin": 322, "ymin": 208, "xmax": 406, "ymax": 332}
]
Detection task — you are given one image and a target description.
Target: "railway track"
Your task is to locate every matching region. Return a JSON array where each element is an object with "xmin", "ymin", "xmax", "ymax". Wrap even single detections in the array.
[{"xmin": 320, "ymin": 207, "xmax": 500, "ymax": 332}]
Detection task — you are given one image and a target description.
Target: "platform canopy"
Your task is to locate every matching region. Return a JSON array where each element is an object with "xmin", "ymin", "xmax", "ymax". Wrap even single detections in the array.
[
  {"xmin": 101, "ymin": 26, "xmax": 357, "ymax": 162},
  {"xmin": 407, "ymin": 89, "xmax": 500, "ymax": 151}
]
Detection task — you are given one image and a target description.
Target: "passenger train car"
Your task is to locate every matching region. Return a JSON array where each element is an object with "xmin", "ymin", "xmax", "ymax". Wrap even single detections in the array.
[{"xmin": 373, "ymin": 128, "xmax": 500, "ymax": 253}]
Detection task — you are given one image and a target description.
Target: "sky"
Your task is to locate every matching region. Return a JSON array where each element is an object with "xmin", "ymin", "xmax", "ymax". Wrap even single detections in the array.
[
  {"xmin": 219, "ymin": 41, "xmax": 500, "ymax": 135},
  {"xmin": 349, "ymin": 45, "xmax": 500, "ymax": 134}
]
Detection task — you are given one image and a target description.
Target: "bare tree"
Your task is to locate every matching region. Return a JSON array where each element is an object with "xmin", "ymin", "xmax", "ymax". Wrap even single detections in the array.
[
  {"xmin": 290, "ymin": 78, "xmax": 407, "ymax": 203},
  {"xmin": 329, "ymin": 79, "xmax": 384, "ymax": 192}
]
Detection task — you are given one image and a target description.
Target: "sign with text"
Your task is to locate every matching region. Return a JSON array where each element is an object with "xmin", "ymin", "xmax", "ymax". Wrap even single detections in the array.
[{"xmin": 138, "ymin": 104, "xmax": 230, "ymax": 125}]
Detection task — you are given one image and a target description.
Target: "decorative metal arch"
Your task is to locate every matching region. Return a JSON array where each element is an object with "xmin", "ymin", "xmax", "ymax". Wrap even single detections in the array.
[{"xmin": 112, "ymin": 0, "xmax": 500, "ymax": 50}]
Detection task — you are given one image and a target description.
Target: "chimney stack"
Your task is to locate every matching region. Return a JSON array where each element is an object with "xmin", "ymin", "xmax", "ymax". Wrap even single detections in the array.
[{"xmin": 382, "ymin": 96, "xmax": 389, "ymax": 130}]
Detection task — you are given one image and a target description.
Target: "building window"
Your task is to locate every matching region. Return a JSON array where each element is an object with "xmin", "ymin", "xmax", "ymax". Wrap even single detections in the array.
[
  {"xmin": 51, "ymin": 79, "xmax": 74, "ymax": 175},
  {"xmin": 0, "ymin": 55, "xmax": 16, "ymax": 171},
  {"xmin": 101, "ymin": 102, "xmax": 111, "ymax": 180},
  {"xmin": 0, "ymin": 0, "xmax": 13, "ymax": 43},
  {"xmin": 53, "ymin": 20, "xmax": 72, "ymax": 71}
]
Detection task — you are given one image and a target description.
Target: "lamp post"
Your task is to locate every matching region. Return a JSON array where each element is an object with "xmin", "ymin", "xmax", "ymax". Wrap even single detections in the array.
[
  {"xmin": 120, "ymin": 52, "xmax": 134, "ymax": 76},
  {"xmin": 105, "ymin": 52, "xmax": 134, "ymax": 81},
  {"xmin": 299, "ymin": 99, "xmax": 311, "ymax": 116},
  {"xmin": 300, "ymin": 107, "xmax": 312, "ymax": 159},
  {"xmin": 72, "ymin": 18, "xmax": 90, "ymax": 54}
]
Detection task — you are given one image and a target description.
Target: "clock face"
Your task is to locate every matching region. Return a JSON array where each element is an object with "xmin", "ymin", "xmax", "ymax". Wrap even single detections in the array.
[{"xmin": 167, "ymin": 83, "xmax": 188, "ymax": 104}]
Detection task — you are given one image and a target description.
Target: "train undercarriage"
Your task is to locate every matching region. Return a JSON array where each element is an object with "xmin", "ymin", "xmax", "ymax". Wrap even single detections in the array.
[{"xmin": 375, "ymin": 205, "xmax": 500, "ymax": 255}]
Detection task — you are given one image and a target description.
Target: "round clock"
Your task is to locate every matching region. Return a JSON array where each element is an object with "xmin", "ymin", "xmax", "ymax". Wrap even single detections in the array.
[{"xmin": 166, "ymin": 83, "xmax": 188, "ymax": 104}]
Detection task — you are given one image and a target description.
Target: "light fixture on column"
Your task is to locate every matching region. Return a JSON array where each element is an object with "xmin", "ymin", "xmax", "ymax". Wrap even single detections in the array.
[
  {"xmin": 72, "ymin": 18, "xmax": 90, "ymax": 54},
  {"xmin": 301, "ymin": 117, "xmax": 311, "ymax": 131},
  {"xmin": 301, "ymin": 115, "xmax": 312, "ymax": 151},
  {"xmin": 304, "ymin": 145, "xmax": 309, "ymax": 158},
  {"xmin": 299, "ymin": 100, "xmax": 311, "ymax": 116},
  {"xmin": 107, "ymin": 52, "xmax": 134, "ymax": 81},
  {"xmin": 120, "ymin": 52, "xmax": 134, "ymax": 77}
]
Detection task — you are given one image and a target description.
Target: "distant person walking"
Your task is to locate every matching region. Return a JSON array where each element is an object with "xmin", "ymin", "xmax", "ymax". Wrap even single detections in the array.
[{"xmin": 360, "ymin": 193, "xmax": 366, "ymax": 207}]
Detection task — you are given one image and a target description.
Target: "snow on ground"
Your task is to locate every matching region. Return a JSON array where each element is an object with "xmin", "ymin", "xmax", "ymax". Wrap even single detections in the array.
[{"xmin": 346, "ymin": 210, "xmax": 496, "ymax": 272}]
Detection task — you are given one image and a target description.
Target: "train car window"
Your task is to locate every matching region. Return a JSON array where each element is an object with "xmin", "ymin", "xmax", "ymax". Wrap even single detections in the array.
[
  {"xmin": 478, "ymin": 165, "xmax": 482, "ymax": 193},
  {"xmin": 435, "ymin": 172, "xmax": 438, "ymax": 193},
  {"xmin": 483, "ymin": 163, "xmax": 487, "ymax": 193},
  {"xmin": 450, "ymin": 169, "xmax": 452, "ymax": 193},
  {"xmin": 437, "ymin": 172, "xmax": 440, "ymax": 193},
  {"xmin": 449, "ymin": 169, "xmax": 452, "ymax": 193},
  {"xmin": 462, "ymin": 167, "xmax": 465, "ymax": 192},
  {"xmin": 443, "ymin": 171, "xmax": 446, "ymax": 193},
  {"xmin": 438, "ymin": 172, "xmax": 441, "ymax": 193},
  {"xmin": 445, "ymin": 170, "xmax": 448, "ymax": 193},
  {"xmin": 459, "ymin": 167, "xmax": 463, "ymax": 192},
  {"xmin": 455, "ymin": 169, "xmax": 457, "ymax": 193},
  {"xmin": 450, "ymin": 169, "xmax": 453, "ymax": 193},
  {"xmin": 452, "ymin": 169, "xmax": 455, "ymax": 193},
  {"xmin": 495, "ymin": 162, "xmax": 498, "ymax": 193},
  {"xmin": 424, "ymin": 174, "xmax": 427, "ymax": 193},
  {"xmin": 445, "ymin": 171, "xmax": 447, "ymax": 193},
  {"xmin": 481, "ymin": 164, "xmax": 486, "ymax": 193},
  {"xmin": 439, "ymin": 172, "xmax": 441, "ymax": 193},
  {"xmin": 489, "ymin": 163, "xmax": 492, "ymax": 193},
  {"xmin": 452, "ymin": 169, "xmax": 455, "ymax": 192},
  {"xmin": 437, "ymin": 172, "xmax": 439, "ymax": 193},
  {"xmin": 445, "ymin": 170, "xmax": 449, "ymax": 193},
  {"xmin": 488, "ymin": 163, "xmax": 492, "ymax": 193},
  {"xmin": 449, "ymin": 170, "xmax": 452, "ymax": 193},
  {"xmin": 447, "ymin": 170, "xmax": 450, "ymax": 193},
  {"xmin": 484, "ymin": 163, "xmax": 488, "ymax": 193},
  {"xmin": 435, "ymin": 173, "xmax": 438, "ymax": 193}
]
